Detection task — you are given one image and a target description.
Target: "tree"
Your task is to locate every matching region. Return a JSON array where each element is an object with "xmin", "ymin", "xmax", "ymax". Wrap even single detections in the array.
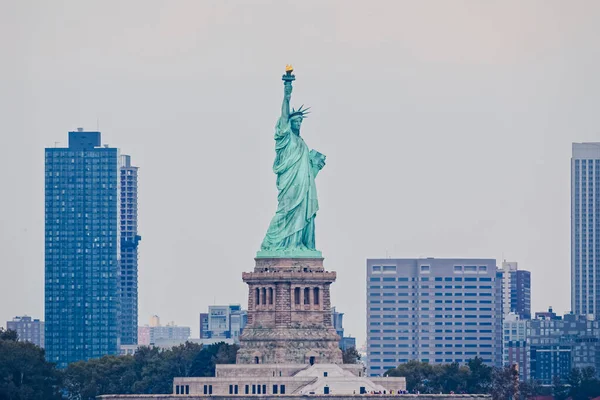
[
  {"xmin": 465, "ymin": 357, "xmax": 493, "ymax": 394},
  {"xmin": 490, "ymin": 365, "xmax": 519, "ymax": 400},
  {"xmin": 386, "ymin": 361, "xmax": 436, "ymax": 393},
  {"xmin": 0, "ymin": 328, "xmax": 18, "ymax": 341},
  {"xmin": 552, "ymin": 375, "xmax": 570, "ymax": 400},
  {"xmin": 63, "ymin": 356, "xmax": 137, "ymax": 400},
  {"xmin": 342, "ymin": 347, "xmax": 361, "ymax": 364},
  {"xmin": 0, "ymin": 334, "xmax": 62, "ymax": 400},
  {"xmin": 568, "ymin": 367, "xmax": 600, "ymax": 400}
]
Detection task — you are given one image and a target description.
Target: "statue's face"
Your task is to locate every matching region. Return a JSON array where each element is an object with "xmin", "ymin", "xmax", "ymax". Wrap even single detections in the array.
[{"xmin": 290, "ymin": 116, "xmax": 303, "ymax": 132}]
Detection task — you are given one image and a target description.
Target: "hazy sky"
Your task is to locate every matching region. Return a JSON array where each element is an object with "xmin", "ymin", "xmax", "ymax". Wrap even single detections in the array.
[{"xmin": 2, "ymin": 1, "xmax": 600, "ymax": 346}]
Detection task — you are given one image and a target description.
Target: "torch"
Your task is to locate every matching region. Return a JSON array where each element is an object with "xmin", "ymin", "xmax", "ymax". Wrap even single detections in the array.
[{"xmin": 282, "ymin": 64, "xmax": 295, "ymax": 85}]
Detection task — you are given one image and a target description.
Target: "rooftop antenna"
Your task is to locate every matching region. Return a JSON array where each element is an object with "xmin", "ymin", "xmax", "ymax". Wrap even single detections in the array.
[{"xmin": 54, "ymin": 141, "xmax": 60, "ymax": 148}]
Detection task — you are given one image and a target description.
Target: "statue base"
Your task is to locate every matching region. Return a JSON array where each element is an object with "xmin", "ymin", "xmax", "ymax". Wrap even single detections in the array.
[
  {"xmin": 237, "ymin": 257, "xmax": 342, "ymax": 365},
  {"xmin": 256, "ymin": 249, "xmax": 322, "ymax": 258}
]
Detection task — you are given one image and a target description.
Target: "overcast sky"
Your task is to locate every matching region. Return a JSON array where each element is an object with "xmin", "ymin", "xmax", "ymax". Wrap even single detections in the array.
[{"xmin": 1, "ymin": 1, "xmax": 600, "ymax": 346}]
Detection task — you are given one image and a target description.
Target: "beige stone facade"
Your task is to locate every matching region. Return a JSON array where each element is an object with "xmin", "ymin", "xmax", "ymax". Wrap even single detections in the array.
[{"xmin": 236, "ymin": 258, "xmax": 342, "ymax": 365}]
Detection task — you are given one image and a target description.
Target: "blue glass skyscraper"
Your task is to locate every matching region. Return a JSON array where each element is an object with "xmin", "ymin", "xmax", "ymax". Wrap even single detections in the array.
[
  {"xmin": 572, "ymin": 143, "xmax": 600, "ymax": 318},
  {"xmin": 45, "ymin": 129, "xmax": 119, "ymax": 367}
]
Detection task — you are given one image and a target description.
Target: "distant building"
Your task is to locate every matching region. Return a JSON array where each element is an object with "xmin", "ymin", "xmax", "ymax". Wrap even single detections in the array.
[
  {"xmin": 119, "ymin": 155, "xmax": 141, "ymax": 346},
  {"xmin": 500, "ymin": 261, "xmax": 531, "ymax": 319},
  {"xmin": 45, "ymin": 129, "xmax": 119, "ymax": 368},
  {"xmin": 331, "ymin": 306, "xmax": 357, "ymax": 351},
  {"xmin": 502, "ymin": 313, "xmax": 528, "ymax": 381},
  {"xmin": 6, "ymin": 316, "xmax": 44, "ymax": 348},
  {"xmin": 340, "ymin": 336, "xmax": 357, "ymax": 352},
  {"xmin": 137, "ymin": 315, "xmax": 190, "ymax": 346},
  {"xmin": 528, "ymin": 311, "xmax": 600, "ymax": 384},
  {"xmin": 572, "ymin": 143, "xmax": 600, "ymax": 319},
  {"xmin": 366, "ymin": 258, "xmax": 502, "ymax": 376},
  {"xmin": 199, "ymin": 304, "xmax": 247, "ymax": 344}
]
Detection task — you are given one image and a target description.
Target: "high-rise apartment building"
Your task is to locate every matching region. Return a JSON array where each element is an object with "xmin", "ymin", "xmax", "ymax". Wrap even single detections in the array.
[
  {"xmin": 6, "ymin": 316, "xmax": 45, "ymax": 348},
  {"xmin": 502, "ymin": 313, "xmax": 528, "ymax": 381},
  {"xmin": 199, "ymin": 304, "xmax": 247, "ymax": 344},
  {"xmin": 572, "ymin": 143, "xmax": 600, "ymax": 318},
  {"xmin": 366, "ymin": 258, "xmax": 502, "ymax": 376},
  {"xmin": 119, "ymin": 155, "xmax": 140, "ymax": 345},
  {"xmin": 45, "ymin": 129, "xmax": 119, "ymax": 368},
  {"xmin": 500, "ymin": 261, "xmax": 531, "ymax": 319}
]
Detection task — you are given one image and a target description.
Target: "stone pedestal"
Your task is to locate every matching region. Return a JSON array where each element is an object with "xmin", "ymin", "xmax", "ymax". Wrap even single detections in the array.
[{"xmin": 236, "ymin": 257, "xmax": 343, "ymax": 365}]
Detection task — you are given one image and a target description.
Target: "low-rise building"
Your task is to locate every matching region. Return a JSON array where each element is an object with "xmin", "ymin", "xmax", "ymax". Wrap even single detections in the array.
[
  {"xmin": 528, "ymin": 311, "xmax": 600, "ymax": 384},
  {"xmin": 200, "ymin": 304, "xmax": 247, "ymax": 344},
  {"xmin": 137, "ymin": 315, "xmax": 190, "ymax": 346},
  {"xmin": 6, "ymin": 316, "xmax": 44, "ymax": 348}
]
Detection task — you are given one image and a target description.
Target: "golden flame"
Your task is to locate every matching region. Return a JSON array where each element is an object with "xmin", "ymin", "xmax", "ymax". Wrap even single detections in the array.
[{"xmin": 285, "ymin": 64, "xmax": 294, "ymax": 73}]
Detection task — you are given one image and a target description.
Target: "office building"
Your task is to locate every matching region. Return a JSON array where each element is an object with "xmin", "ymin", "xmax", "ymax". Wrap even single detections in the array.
[
  {"xmin": 6, "ymin": 316, "xmax": 45, "ymax": 348},
  {"xmin": 500, "ymin": 261, "xmax": 531, "ymax": 319},
  {"xmin": 572, "ymin": 143, "xmax": 600, "ymax": 318},
  {"xmin": 45, "ymin": 129, "xmax": 119, "ymax": 368},
  {"xmin": 502, "ymin": 313, "xmax": 528, "ymax": 381},
  {"xmin": 119, "ymin": 155, "xmax": 141, "ymax": 345},
  {"xmin": 138, "ymin": 315, "xmax": 190, "ymax": 346},
  {"xmin": 199, "ymin": 304, "xmax": 247, "ymax": 344},
  {"xmin": 366, "ymin": 258, "xmax": 502, "ymax": 376}
]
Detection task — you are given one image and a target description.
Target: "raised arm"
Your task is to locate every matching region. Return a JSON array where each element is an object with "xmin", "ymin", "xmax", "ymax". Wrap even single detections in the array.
[{"xmin": 281, "ymin": 82, "xmax": 292, "ymax": 121}]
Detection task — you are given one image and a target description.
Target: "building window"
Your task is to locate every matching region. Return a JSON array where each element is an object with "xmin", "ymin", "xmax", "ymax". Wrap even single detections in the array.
[
  {"xmin": 314, "ymin": 287, "xmax": 320, "ymax": 305},
  {"xmin": 261, "ymin": 288, "xmax": 267, "ymax": 305},
  {"xmin": 255, "ymin": 288, "xmax": 260, "ymax": 306},
  {"xmin": 263, "ymin": 385, "xmax": 266, "ymax": 394},
  {"xmin": 295, "ymin": 287, "xmax": 300, "ymax": 305},
  {"xmin": 372, "ymin": 266, "xmax": 381, "ymax": 272},
  {"xmin": 252, "ymin": 385, "xmax": 256, "ymax": 394},
  {"xmin": 229, "ymin": 385, "xmax": 234, "ymax": 394},
  {"xmin": 280, "ymin": 385, "xmax": 286, "ymax": 394},
  {"xmin": 420, "ymin": 265, "xmax": 430, "ymax": 273},
  {"xmin": 245, "ymin": 385, "xmax": 249, "ymax": 394},
  {"xmin": 176, "ymin": 386, "xmax": 180, "ymax": 395},
  {"xmin": 204, "ymin": 385, "xmax": 208, "ymax": 395},
  {"xmin": 273, "ymin": 385, "xmax": 278, "ymax": 394},
  {"xmin": 304, "ymin": 288, "xmax": 310, "ymax": 305},
  {"xmin": 269, "ymin": 287, "xmax": 274, "ymax": 305},
  {"xmin": 383, "ymin": 266, "xmax": 397, "ymax": 273},
  {"xmin": 234, "ymin": 385, "xmax": 238, "ymax": 394}
]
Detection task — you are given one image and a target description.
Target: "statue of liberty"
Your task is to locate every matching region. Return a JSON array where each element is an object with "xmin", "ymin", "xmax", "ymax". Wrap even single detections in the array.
[{"xmin": 259, "ymin": 66, "xmax": 326, "ymax": 257}]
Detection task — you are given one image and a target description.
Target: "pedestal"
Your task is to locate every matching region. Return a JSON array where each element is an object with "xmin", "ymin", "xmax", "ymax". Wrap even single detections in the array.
[{"xmin": 236, "ymin": 257, "xmax": 343, "ymax": 365}]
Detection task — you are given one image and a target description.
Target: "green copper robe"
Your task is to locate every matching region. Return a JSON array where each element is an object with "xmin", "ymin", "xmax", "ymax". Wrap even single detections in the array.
[{"xmin": 261, "ymin": 117, "xmax": 322, "ymax": 252}]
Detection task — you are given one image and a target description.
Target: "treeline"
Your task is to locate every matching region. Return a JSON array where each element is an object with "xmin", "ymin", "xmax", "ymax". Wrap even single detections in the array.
[
  {"xmin": 385, "ymin": 359, "xmax": 600, "ymax": 400},
  {"xmin": 0, "ymin": 328, "xmax": 237, "ymax": 400}
]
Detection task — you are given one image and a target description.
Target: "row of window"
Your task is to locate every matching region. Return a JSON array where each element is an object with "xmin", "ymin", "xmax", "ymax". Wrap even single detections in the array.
[
  {"xmin": 213, "ymin": 384, "xmax": 286, "ymax": 395},
  {"xmin": 371, "ymin": 265, "xmax": 490, "ymax": 273},
  {"xmin": 370, "ymin": 277, "xmax": 493, "ymax": 282},
  {"xmin": 369, "ymin": 285, "xmax": 493, "ymax": 289}
]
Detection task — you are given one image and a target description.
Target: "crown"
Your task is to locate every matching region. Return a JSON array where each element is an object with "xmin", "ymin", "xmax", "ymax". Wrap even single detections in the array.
[{"xmin": 289, "ymin": 104, "xmax": 311, "ymax": 119}]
